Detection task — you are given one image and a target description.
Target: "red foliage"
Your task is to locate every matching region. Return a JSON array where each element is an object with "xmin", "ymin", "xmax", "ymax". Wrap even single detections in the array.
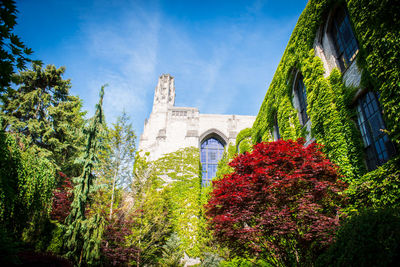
[
  {"xmin": 101, "ymin": 212, "xmax": 138, "ymax": 266},
  {"xmin": 205, "ymin": 139, "xmax": 347, "ymax": 264},
  {"xmin": 51, "ymin": 172, "xmax": 73, "ymax": 223}
]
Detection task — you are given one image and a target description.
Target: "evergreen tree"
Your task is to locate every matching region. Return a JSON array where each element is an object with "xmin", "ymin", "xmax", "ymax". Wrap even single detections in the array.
[
  {"xmin": 0, "ymin": 0, "xmax": 38, "ymax": 93},
  {"xmin": 62, "ymin": 85, "xmax": 106, "ymax": 266},
  {"xmin": 1, "ymin": 63, "xmax": 85, "ymax": 176}
]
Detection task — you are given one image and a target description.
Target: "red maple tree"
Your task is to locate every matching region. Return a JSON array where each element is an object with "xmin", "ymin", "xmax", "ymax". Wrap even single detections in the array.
[
  {"xmin": 205, "ymin": 139, "xmax": 347, "ymax": 265},
  {"xmin": 51, "ymin": 172, "xmax": 74, "ymax": 223},
  {"xmin": 101, "ymin": 211, "xmax": 138, "ymax": 266}
]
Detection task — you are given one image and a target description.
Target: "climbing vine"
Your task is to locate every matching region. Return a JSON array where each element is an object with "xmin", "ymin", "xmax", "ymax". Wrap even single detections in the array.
[
  {"xmin": 251, "ymin": 0, "xmax": 398, "ymax": 182},
  {"xmin": 154, "ymin": 147, "xmax": 203, "ymax": 257}
]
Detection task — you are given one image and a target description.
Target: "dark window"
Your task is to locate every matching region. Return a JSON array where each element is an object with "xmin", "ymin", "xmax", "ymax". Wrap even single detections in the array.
[
  {"xmin": 273, "ymin": 116, "xmax": 280, "ymax": 140},
  {"xmin": 331, "ymin": 7, "xmax": 359, "ymax": 69},
  {"xmin": 356, "ymin": 92, "xmax": 396, "ymax": 170},
  {"xmin": 296, "ymin": 75, "xmax": 309, "ymax": 126},
  {"xmin": 200, "ymin": 137, "xmax": 225, "ymax": 186}
]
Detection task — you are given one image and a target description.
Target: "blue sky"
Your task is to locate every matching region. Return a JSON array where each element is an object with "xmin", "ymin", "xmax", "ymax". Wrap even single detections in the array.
[{"xmin": 15, "ymin": 0, "xmax": 308, "ymax": 136}]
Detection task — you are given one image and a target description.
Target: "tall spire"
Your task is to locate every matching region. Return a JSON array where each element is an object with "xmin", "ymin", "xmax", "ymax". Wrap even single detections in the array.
[{"xmin": 152, "ymin": 74, "xmax": 175, "ymax": 112}]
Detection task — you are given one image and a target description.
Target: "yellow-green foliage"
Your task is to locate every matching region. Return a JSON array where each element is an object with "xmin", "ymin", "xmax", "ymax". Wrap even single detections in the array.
[
  {"xmin": 235, "ymin": 128, "xmax": 253, "ymax": 154},
  {"xmin": 155, "ymin": 147, "xmax": 203, "ymax": 257},
  {"xmin": 0, "ymin": 129, "xmax": 55, "ymax": 237},
  {"xmin": 215, "ymin": 143, "xmax": 237, "ymax": 181},
  {"xmin": 251, "ymin": 0, "xmax": 399, "ymax": 181}
]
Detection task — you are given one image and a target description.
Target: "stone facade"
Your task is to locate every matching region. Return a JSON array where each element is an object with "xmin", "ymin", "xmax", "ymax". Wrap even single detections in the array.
[
  {"xmin": 139, "ymin": 74, "xmax": 256, "ymax": 160},
  {"xmin": 313, "ymin": 12, "xmax": 361, "ymax": 87}
]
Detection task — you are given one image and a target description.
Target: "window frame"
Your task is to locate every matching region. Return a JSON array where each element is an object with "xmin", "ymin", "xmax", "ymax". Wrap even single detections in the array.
[
  {"xmin": 355, "ymin": 91, "xmax": 396, "ymax": 170},
  {"xmin": 294, "ymin": 73, "xmax": 309, "ymax": 127},
  {"xmin": 329, "ymin": 6, "xmax": 359, "ymax": 70},
  {"xmin": 200, "ymin": 137, "xmax": 225, "ymax": 186},
  {"xmin": 272, "ymin": 115, "xmax": 280, "ymax": 141}
]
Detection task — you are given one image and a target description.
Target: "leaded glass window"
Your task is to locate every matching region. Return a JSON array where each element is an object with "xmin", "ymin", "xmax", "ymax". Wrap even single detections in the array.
[
  {"xmin": 296, "ymin": 75, "xmax": 309, "ymax": 126},
  {"xmin": 331, "ymin": 7, "xmax": 359, "ymax": 69},
  {"xmin": 201, "ymin": 137, "xmax": 224, "ymax": 186},
  {"xmin": 356, "ymin": 92, "xmax": 396, "ymax": 170}
]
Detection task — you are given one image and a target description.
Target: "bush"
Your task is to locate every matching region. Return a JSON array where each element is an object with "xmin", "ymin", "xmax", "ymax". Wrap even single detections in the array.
[
  {"xmin": 346, "ymin": 156, "xmax": 400, "ymax": 211},
  {"xmin": 219, "ymin": 257, "xmax": 272, "ymax": 267},
  {"xmin": 317, "ymin": 208, "xmax": 400, "ymax": 266}
]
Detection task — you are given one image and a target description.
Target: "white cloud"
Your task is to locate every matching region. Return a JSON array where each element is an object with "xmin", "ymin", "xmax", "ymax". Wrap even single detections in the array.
[
  {"xmin": 79, "ymin": 4, "xmax": 160, "ymax": 127},
  {"xmin": 71, "ymin": 0, "xmax": 301, "ymax": 134}
]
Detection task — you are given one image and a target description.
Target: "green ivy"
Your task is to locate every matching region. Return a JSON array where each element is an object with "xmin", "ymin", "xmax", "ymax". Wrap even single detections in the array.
[
  {"xmin": 345, "ymin": 156, "xmax": 400, "ymax": 211},
  {"xmin": 251, "ymin": 0, "xmax": 398, "ymax": 182},
  {"xmin": 347, "ymin": 0, "xmax": 400, "ymax": 147},
  {"xmin": 0, "ymin": 129, "xmax": 55, "ymax": 238},
  {"xmin": 235, "ymin": 128, "xmax": 253, "ymax": 154},
  {"xmin": 155, "ymin": 147, "xmax": 203, "ymax": 257}
]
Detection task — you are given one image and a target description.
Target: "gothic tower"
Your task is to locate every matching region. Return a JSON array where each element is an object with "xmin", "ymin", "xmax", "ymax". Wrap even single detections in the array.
[
  {"xmin": 139, "ymin": 74, "xmax": 255, "ymax": 162},
  {"xmin": 152, "ymin": 74, "xmax": 175, "ymax": 112}
]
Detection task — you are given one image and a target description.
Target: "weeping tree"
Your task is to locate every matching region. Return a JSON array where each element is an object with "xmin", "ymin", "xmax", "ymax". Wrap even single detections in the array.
[{"xmin": 62, "ymin": 85, "xmax": 106, "ymax": 266}]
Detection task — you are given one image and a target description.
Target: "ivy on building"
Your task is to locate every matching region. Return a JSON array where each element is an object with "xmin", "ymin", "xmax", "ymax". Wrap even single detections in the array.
[{"xmin": 251, "ymin": 0, "xmax": 398, "ymax": 184}]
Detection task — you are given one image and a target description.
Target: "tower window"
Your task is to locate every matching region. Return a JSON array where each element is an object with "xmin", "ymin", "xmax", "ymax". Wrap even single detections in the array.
[
  {"xmin": 331, "ymin": 7, "xmax": 359, "ymax": 69},
  {"xmin": 356, "ymin": 92, "xmax": 396, "ymax": 170},
  {"xmin": 295, "ymin": 75, "xmax": 309, "ymax": 126},
  {"xmin": 200, "ymin": 137, "xmax": 224, "ymax": 186}
]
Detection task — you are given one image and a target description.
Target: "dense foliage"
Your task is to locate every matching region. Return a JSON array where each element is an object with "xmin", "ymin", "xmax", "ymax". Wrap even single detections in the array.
[
  {"xmin": 346, "ymin": 156, "xmax": 400, "ymax": 211},
  {"xmin": 347, "ymin": 0, "xmax": 400, "ymax": 146},
  {"xmin": 206, "ymin": 139, "xmax": 347, "ymax": 266},
  {"xmin": 51, "ymin": 172, "xmax": 74, "ymax": 223},
  {"xmin": 317, "ymin": 208, "xmax": 400, "ymax": 266},
  {"xmin": 0, "ymin": 125, "xmax": 55, "ymax": 239},
  {"xmin": 235, "ymin": 128, "xmax": 253, "ymax": 154},
  {"xmin": 1, "ymin": 63, "xmax": 86, "ymax": 177},
  {"xmin": 0, "ymin": 0, "xmax": 398, "ymax": 266},
  {"xmin": 155, "ymin": 147, "xmax": 203, "ymax": 257},
  {"xmin": 251, "ymin": 0, "xmax": 367, "ymax": 181},
  {"xmin": 101, "ymin": 211, "xmax": 138, "ymax": 266}
]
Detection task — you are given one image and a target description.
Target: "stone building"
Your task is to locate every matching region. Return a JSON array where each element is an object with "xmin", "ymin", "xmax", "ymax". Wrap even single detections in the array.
[
  {"xmin": 139, "ymin": 74, "xmax": 255, "ymax": 185},
  {"xmin": 252, "ymin": 1, "xmax": 398, "ymax": 179}
]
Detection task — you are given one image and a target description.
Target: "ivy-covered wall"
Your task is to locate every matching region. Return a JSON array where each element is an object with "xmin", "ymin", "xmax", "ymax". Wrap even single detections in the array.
[
  {"xmin": 155, "ymin": 146, "xmax": 203, "ymax": 257},
  {"xmin": 251, "ymin": 0, "xmax": 399, "ymax": 182}
]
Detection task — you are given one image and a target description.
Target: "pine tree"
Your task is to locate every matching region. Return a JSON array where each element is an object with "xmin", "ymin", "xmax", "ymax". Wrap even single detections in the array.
[
  {"xmin": 62, "ymin": 85, "xmax": 106, "ymax": 266},
  {"xmin": 0, "ymin": 0, "xmax": 38, "ymax": 93},
  {"xmin": 1, "ymin": 63, "xmax": 86, "ymax": 176}
]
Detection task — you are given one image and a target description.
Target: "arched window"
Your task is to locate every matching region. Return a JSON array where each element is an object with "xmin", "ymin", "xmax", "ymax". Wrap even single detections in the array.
[
  {"xmin": 201, "ymin": 137, "xmax": 225, "ymax": 186},
  {"xmin": 273, "ymin": 116, "xmax": 280, "ymax": 141},
  {"xmin": 295, "ymin": 75, "xmax": 309, "ymax": 126},
  {"xmin": 356, "ymin": 92, "xmax": 396, "ymax": 170},
  {"xmin": 330, "ymin": 7, "xmax": 359, "ymax": 69}
]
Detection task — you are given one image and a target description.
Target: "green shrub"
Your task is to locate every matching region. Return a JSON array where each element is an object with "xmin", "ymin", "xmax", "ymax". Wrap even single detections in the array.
[
  {"xmin": 219, "ymin": 257, "xmax": 272, "ymax": 267},
  {"xmin": 0, "ymin": 225, "xmax": 20, "ymax": 265},
  {"xmin": 346, "ymin": 156, "xmax": 400, "ymax": 211},
  {"xmin": 317, "ymin": 208, "xmax": 400, "ymax": 266}
]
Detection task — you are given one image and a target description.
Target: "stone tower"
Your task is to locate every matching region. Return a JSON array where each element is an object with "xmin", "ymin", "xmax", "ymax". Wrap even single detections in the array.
[{"xmin": 152, "ymin": 74, "xmax": 175, "ymax": 112}]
